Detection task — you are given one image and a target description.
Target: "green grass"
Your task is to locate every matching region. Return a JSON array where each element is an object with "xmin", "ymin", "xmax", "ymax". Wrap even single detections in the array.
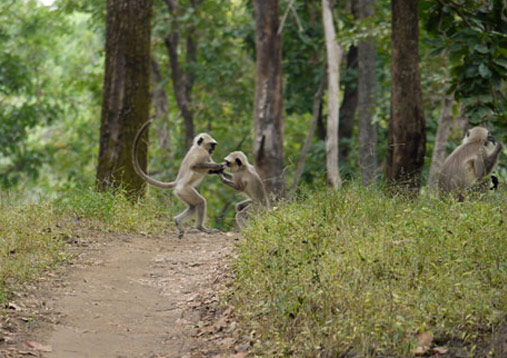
[
  {"xmin": 0, "ymin": 187, "xmax": 175, "ymax": 304},
  {"xmin": 230, "ymin": 185, "xmax": 507, "ymax": 357}
]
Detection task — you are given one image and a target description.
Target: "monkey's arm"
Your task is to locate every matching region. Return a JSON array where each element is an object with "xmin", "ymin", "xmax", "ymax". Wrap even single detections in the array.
[
  {"xmin": 475, "ymin": 143, "xmax": 503, "ymax": 178},
  {"xmin": 191, "ymin": 162, "xmax": 224, "ymax": 173},
  {"xmin": 220, "ymin": 172, "xmax": 233, "ymax": 180},
  {"xmin": 218, "ymin": 173, "xmax": 242, "ymax": 191}
]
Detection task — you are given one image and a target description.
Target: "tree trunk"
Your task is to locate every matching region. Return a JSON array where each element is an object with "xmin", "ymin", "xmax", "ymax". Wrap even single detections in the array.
[
  {"xmin": 428, "ymin": 93, "xmax": 454, "ymax": 188},
  {"xmin": 151, "ymin": 59, "xmax": 171, "ymax": 156},
  {"xmin": 290, "ymin": 75, "xmax": 325, "ymax": 195},
  {"xmin": 96, "ymin": 0, "xmax": 152, "ymax": 197},
  {"xmin": 253, "ymin": 0, "xmax": 285, "ymax": 199},
  {"xmin": 339, "ymin": 45, "xmax": 358, "ymax": 162},
  {"xmin": 339, "ymin": 0, "xmax": 359, "ymax": 163},
  {"xmin": 322, "ymin": 0, "xmax": 343, "ymax": 189},
  {"xmin": 357, "ymin": 0, "xmax": 377, "ymax": 186},
  {"xmin": 163, "ymin": 0, "xmax": 199, "ymax": 149},
  {"xmin": 386, "ymin": 0, "xmax": 426, "ymax": 194}
]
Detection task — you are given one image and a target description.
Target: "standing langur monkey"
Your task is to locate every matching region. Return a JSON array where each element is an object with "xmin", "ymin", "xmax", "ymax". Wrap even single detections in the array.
[
  {"xmin": 438, "ymin": 126, "xmax": 503, "ymax": 199},
  {"xmin": 217, "ymin": 151, "xmax": 269, "ymax": 227},
  {"xmin": 132, "ymin": 120, "xmax": 224, "ymax": 238}
]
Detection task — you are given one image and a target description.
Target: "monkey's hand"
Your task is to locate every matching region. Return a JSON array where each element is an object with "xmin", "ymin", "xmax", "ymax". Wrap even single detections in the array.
[
  {"xmin": 208, "ymin": 167, "xmax": 224, "ymax": 175},
  {"xmin": 208, "ymin": 162, "xmax": 225, "ymax": 175}
]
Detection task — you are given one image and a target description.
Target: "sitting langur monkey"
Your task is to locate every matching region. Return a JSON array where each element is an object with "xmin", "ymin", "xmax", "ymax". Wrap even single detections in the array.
[
  {"xmin": 132, "ymin": 120, "xmax": 224, "ymax": 238},
  {"xmin": 438, "ymin": 126, "xmax": 503, "ymax": 198},
  {"xmin": 217, "ymin": 151, "xmax": 269, "ymax": 227}
]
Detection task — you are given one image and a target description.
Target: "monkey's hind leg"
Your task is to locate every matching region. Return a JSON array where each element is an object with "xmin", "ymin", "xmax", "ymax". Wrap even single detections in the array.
[
  {"xmin": 179, "ymin": 187, "xmax": 218, "ymax": 235},
  {"xmin": 174, "ymin": 205, "xmax": 196, "ymax": 239},
  {"xmin": 234, "ymin": 200, "xmax": 252, "ymax": 229}
]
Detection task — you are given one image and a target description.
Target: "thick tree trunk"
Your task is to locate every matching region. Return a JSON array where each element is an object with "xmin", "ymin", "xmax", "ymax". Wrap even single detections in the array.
[
  {"xmin": 151, "ymin": 59, "xmax": 171, "ymax": 155},
  {"xmin": 253, "ymin": 0, "xmax": 285, "ymax": 199},
  {"xmin": 339, "ymin": 45, "xmax": 358, "ymax": 162},
  {"xmin": 386, "ymin": 0, "xmax": 426, "ymax": 194},
  {"xmin": 428, "ymin": 94, "xmax": 454, "ymax": 188},
  {"xmin": 322, "ymin": 0, "xmax": 343, "ymax": 189},
  {"xmin": 96, "ymin": 0, "xmax": 152, "ymax": 197},
  {"xmin": 357, "ymin": 0, "xmax": 377, "ymax": 186}
]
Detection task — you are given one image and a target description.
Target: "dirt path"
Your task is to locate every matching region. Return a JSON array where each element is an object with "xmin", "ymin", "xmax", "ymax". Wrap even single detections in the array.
[{"xmin": 1, "ymin": 230, "xmax": 241, "ymax": 358}]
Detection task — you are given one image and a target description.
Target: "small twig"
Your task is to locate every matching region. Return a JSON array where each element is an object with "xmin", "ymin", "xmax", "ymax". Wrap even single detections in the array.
[
  {"xmin": 436, "ymin": 0, "xmax": 474, "ymax": 28},
  {"xmin": 277, "ymin": 0, "xmax": 297, "ymax": 35}
]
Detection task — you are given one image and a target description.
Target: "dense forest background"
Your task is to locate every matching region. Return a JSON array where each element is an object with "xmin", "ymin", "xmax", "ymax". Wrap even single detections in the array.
[{"xmin": 0, "ymin": 0, "xmax": 505, "ymax": 227}]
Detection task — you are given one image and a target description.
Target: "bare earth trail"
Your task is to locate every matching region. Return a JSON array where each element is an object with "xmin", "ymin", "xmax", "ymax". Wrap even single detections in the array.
[{"xmin": 2, "ymin": 231, "xmax": 240, "ymax": 358}]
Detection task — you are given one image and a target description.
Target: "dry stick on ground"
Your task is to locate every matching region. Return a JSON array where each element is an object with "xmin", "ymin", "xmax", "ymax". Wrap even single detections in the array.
[{"xmin": 290, "ymin": 76, "xmax": 326, "ymax": 195}]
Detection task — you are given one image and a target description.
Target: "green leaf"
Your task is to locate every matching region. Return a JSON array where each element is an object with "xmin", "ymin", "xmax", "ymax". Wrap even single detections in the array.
[
  {"xmin": 478, "ymin": 63, "xmax": 492, "ymax": 78},
  {"xmin": 474, "ymin": 44, "xmax": 489, "ymax": 54}
]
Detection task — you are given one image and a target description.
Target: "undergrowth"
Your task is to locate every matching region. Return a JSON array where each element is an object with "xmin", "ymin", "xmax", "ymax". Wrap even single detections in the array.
[
  {"xmin": 0, "ymin": 187, "xmax": 175, "ymax": 304},
  {"xmin": 231, "ymin": 185, "xmax": 506, "ymax": 357}
]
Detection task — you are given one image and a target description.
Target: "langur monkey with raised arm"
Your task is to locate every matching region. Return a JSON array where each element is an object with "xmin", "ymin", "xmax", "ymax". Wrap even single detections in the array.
[
  {"xmin": 217, "ymin": 151, "xmax": 269, "ymax": 227},
  {"xmin": 132, "ymin": 120, "xmax": 224, "ymax": 238},
  {"xmin": 438, "ymin": 126, "xmax": 503, "ymax": 198}
]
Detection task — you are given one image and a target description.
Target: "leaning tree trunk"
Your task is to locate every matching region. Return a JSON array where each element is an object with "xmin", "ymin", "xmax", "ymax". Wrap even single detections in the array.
[
  {"xmin": 357, "ymin": 0, "xmax": 377, "ymax": 186},
  {"xmin": 386, "ymin": 0, "xmax": 426, "ymax": 194},
  {"xmin": 322, "ymin": 0, "xmax": 344, "ymax": 189},
  {"xmin": 96, "ymin": 0, "xmax": 152, "ymax": 197},
  {"xmin": 253, "ymin": 0, "xmax": 285, "ymax": 199},
  {"xmin": 428, "ymin": 93, "xmax": 454, "ymax": 188}
]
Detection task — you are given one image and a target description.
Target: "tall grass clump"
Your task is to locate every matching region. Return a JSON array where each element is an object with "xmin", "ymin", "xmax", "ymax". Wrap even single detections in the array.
[
  {"xmin": 0, "ymin": 187, "xmax": 176, "ymax": 304},
  {"xmin": 231, "ymin": 185, "xmax": 506, "ymax": 357}
]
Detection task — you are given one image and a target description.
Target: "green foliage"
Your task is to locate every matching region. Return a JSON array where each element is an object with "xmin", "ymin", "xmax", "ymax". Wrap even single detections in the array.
[
  {"xmin": 230, "ymin": 185, "xmax": 507, "ymax": 356},
  {"xmin": 422, "ymin": 0, "xmax": 507, "ymax": 136}
]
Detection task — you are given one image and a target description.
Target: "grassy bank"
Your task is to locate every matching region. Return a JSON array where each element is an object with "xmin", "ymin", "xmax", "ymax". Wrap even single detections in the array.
[
  {"xmin": 231, "ymin": 186, "xmax": 506, "ymax": 357},
  {"xmin": 0, "ymin": 188, "xmax": 174, "ymax": 303}
]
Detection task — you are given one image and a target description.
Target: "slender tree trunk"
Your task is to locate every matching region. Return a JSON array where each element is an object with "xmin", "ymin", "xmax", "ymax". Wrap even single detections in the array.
[
  {"xmin": 151, "ymin": 59, "xmax": 171, "ymax": 155},
  {"xmin": 322, "ymin": 0, "xmax": 343, "ymax": 189},
  {"xmin": 428, "ymin": 93, "xmax": 454, "ymax": 188},
  {"xmin": 339, "ymin": 0, "xmax": 359, "ymax": 163},
  {"xmin": 96, "ymin": 0, "xmax": 152, "ymax": 197},
  {"xmin": 163, "ymin": 0, "xmax": 199, "ymax": 149},
  {"xmin": 386, "ymin": 0, "xmax": 426, "ymax": 194},
  {"xmin": 253, "ymin": 0, "xmax": 285, "ymax": 199},
  {"xmin": 339, "ymin": 45, "xmax": 358, "ymax": 162},
  {"xmin": 290, "ymin": 76, "xmax": 325, "ymax": 195},
  {"xmin": 357, "ymin": 0, "xmax": 377, "ymax": 186}
]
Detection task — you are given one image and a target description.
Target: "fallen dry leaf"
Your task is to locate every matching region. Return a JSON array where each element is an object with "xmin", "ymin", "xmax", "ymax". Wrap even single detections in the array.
[
  {"xmin": 431, "ymin": 346, "xmax": 449, "ymax": 355},
  {"xmin": 235, "ymin": 342, "xmax": 250, "ymax": 353},
  {"xmin": 25, "ymin": 340, "xmax": 52, "ymax": 352}
]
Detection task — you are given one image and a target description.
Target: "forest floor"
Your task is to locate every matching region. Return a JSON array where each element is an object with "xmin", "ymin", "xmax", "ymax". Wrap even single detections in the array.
[{"xmin": 0, "ymin": 229, "xmax": 248, "ymax": 358}]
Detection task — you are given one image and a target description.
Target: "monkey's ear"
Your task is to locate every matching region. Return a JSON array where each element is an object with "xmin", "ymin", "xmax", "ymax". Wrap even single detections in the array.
[
  {"xmin": 197, "ymin": 137, "xmax": 204, "ymax": 145},
  {"xmin": 466, "ymin": 131, "xmax": 470, "ymax": 138},
  {"xmin": 235, "ymin": 158, "xmax": 242, "ymax": 167}
]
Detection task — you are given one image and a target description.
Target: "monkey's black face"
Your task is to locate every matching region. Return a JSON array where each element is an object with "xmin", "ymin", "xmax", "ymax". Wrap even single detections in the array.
[
  {"xmin": 225, "ymin": 160, "xmax": 231, "ymax": 168},
  {"xmin": 208, "ymin": 142, "xmax": 216, "ymax": 154}
]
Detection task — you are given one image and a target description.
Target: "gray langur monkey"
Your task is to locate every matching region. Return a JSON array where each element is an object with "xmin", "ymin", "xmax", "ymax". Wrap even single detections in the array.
[
  {"xmin": 217, "ymin": 151, "xmax": 269, "ymax": 227},
  {"xmin": 438, "ymin": 126, "xmax": 503, "ymax": 198},
  {"xmin": 132, "ymin": 120, "xmax": 224, "ymax": 238}
]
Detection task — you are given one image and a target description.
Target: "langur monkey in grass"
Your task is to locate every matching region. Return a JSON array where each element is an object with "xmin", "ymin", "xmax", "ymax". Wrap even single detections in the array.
[
  {"xmin": 217, "ymin": 151, "xmax": 269, "ymax": 227},
  {"xmin": 132, "ymin": 120, "xmax": 224, "ymax": 238},
  {"xmin": 438, "ymin": 126, "xmax": 502, "ymax": 198}
]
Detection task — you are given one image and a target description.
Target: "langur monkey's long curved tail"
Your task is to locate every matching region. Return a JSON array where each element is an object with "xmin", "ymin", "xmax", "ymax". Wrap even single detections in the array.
[{"xmin": 132, "ymin": 120, "xmax": 176, "ymax": 189}]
